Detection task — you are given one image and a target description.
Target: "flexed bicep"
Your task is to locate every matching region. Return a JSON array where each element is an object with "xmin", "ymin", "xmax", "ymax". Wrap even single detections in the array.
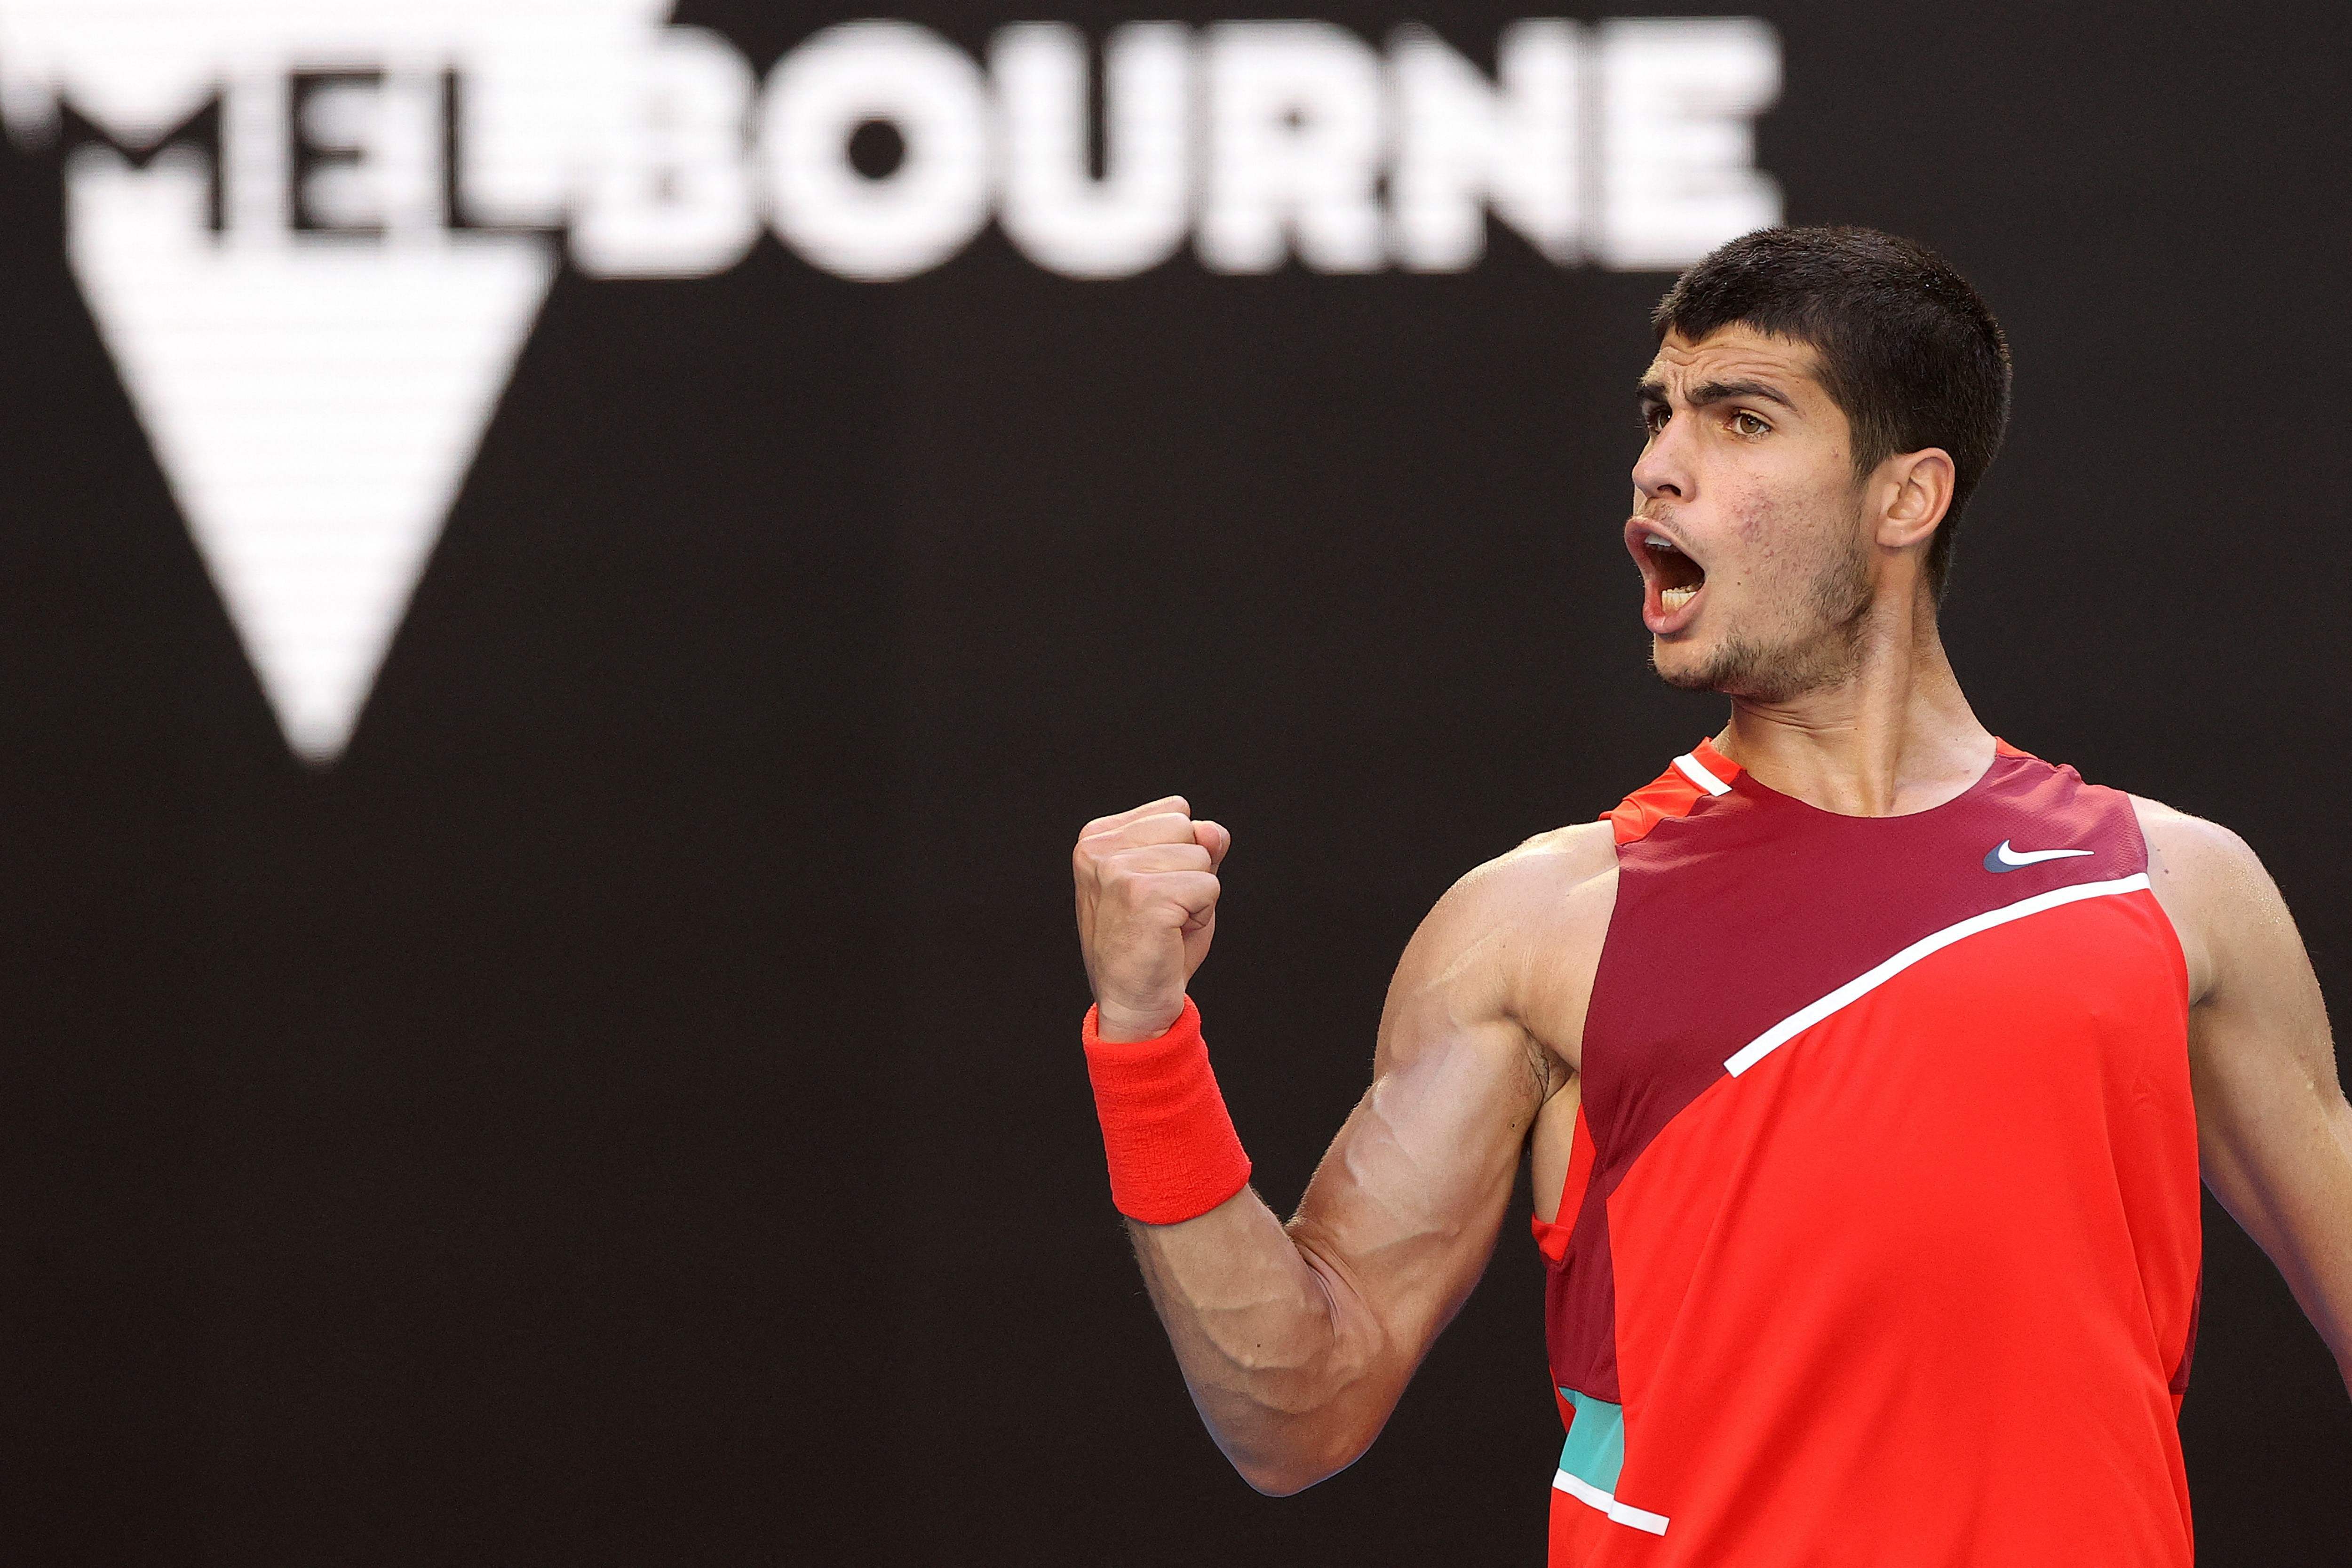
[
  {"xmin": 1109, "ymin": 826, "xmax": 1611, "ymax": 1495},
  {"xmin": 1287, "ymin": 960, "xmax": 1556, "ymax": 1365}
]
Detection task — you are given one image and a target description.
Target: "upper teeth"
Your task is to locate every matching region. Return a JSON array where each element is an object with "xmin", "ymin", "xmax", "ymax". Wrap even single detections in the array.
[{"xmin": 1645, "ymin": 534, "xmax": 1676, "ymax": 551}]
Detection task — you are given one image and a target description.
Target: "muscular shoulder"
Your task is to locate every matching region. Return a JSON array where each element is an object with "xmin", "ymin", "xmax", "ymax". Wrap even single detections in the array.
[
  {"xmin": 1436, "ymin": 820, "xmax": 1618, "ymax": 949},
  {"xmin": 1381, "ymin": 820, "xmax": 1617, "ymax": 1079},
  {"xmin": 2131, "ymin": 794, "xmax": 2277, "ymax": 1005},
  {"xmin": 1482, "ymin": 817, "xmax": 1619, "ymax": 895}
]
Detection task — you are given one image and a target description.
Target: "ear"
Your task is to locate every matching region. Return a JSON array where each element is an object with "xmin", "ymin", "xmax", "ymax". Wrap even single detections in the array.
[{"xmin": 1873, "ymin": 447, "xmax": 1955, "ymax": 554}]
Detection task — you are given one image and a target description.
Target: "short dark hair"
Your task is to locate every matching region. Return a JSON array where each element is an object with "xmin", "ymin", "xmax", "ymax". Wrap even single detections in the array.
[{"xmin": 1652, "ymin": 226, "xmax": 2011, "ymax": 597}]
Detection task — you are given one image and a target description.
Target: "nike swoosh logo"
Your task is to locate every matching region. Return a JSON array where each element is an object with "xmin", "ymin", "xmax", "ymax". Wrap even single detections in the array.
[{"xmin": 1984, "ymin": 840, "xmax": 2095, "ymax": 872}]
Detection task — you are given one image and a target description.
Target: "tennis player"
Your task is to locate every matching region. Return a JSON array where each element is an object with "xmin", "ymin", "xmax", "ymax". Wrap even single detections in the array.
[{"xmin": 1069, "ymin": 226, "xmax": 2352, "ymax": 1564}]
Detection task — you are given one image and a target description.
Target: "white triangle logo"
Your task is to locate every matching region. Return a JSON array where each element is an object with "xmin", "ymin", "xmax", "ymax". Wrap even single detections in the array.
[
  {"xmin": 69, "ymin": 168, "xmax": 555, "ymax": 759},
  {"xmin": 0, "ymin": 0, "xmax": 673, "ymax": 760}
]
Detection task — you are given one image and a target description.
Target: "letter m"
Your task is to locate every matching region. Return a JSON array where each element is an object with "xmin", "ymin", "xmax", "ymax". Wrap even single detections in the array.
[{"xmin": 58, "ymin": 91, "xmax": 224, "ymax": 229}]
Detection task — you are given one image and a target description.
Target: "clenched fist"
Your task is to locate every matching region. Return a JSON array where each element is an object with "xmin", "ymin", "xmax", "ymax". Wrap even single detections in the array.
[{"xmin": 1073, "ymin": 796, "xmax": 1232, "ymax": 1042}]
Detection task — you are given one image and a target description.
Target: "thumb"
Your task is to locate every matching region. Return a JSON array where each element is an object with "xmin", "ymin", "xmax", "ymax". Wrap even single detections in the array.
[{"xmin": 1193, "ymin": 819, "xmax": 1232, "ymax": 871}]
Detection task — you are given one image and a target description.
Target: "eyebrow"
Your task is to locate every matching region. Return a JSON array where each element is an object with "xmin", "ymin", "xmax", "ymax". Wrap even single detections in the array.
[{"xmin": 1635, "ymin": 377, "xmax": 1800, "ymax": 414}]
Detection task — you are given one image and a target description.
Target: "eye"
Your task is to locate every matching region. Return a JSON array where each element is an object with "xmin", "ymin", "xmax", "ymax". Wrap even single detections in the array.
[
  {"xmin": 1642, "ymin": 405, "xmax": 1669, "ymax": 435},
  {"xmin": 1732, "ymin": 409, "xmax": 1772, "ymax": 437}
]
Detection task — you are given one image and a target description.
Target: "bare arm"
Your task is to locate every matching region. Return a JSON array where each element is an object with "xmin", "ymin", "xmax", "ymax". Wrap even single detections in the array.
[
  {"xmin": 2141, "ymin": 801, "xmax": 2352, "ymax": 1391},
  {"xmin": 1073, "ymin": 800, "xmax": 1608, "ymax": 1494}
]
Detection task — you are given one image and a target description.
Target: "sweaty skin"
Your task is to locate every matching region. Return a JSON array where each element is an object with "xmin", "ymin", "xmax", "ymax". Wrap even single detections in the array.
[{"xmin": 1069, "ymin": 324, "xmax": 2352, "ymax": 1497}]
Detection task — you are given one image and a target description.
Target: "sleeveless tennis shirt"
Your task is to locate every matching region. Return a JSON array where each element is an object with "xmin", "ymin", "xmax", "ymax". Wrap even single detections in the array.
[{"xmin": 1532, "ymin": 739, "xmax": 2201, "ymax": 1565}]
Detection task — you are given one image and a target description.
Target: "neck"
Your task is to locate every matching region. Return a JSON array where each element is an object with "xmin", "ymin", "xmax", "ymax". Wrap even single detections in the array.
[{"xmin": 1712, "ymin": 589, "xmax": 1992, "ymax": 817}]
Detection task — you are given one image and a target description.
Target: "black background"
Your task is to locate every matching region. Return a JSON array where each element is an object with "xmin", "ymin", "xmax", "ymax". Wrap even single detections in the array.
[{"xmin": 4, "ymin": 3, "xmax": 2351, "ymax": 1563}]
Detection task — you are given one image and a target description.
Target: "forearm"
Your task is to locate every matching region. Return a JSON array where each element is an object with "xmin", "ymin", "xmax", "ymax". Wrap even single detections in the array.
[
  {"xmin": 1090, "ymin": 1014, "xmax": 1535, "ymax": 1492},
  {"xmin": 1067, "ymin": 803, "xmax": 1574, "ymax": 1493},
  {"xmin": 1126, "ymin": 1192, "xmax": 1392, "ymax": 1494}
]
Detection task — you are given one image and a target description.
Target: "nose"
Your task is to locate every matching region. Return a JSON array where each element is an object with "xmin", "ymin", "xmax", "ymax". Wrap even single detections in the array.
[{"xmin": 1632, "ymin": 414, "xmax": 1691, "ymax": 503}]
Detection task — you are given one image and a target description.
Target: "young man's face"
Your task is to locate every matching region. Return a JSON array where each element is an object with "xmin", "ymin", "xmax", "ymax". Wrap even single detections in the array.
[{"xmin": 1628, "ymin": 325, "xmax": 1879, "ymax": 703}]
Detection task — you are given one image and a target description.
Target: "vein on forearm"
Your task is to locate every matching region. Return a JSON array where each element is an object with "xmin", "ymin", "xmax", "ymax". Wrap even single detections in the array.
[{"xmin": 1133, "ymin": 1212, "xmax": 1376, "ymax": 1414}]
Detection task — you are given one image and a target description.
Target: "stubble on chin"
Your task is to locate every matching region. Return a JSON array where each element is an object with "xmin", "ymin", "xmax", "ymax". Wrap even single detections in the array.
[{"xmin": 1651, "ymin": 527, "xmax": 1874, "ymax": 704}]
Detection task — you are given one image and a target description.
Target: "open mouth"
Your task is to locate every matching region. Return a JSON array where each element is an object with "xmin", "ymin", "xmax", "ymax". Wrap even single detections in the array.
[{"xmin": 1636, "ymin": 528, "xmax": 1707, "ymax": 623}]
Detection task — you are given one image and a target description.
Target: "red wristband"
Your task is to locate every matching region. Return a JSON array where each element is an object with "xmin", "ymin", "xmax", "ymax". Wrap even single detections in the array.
[{"xmin": 1081, "ymin": 998, "xmax": 1253, "ymax": 1225}]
